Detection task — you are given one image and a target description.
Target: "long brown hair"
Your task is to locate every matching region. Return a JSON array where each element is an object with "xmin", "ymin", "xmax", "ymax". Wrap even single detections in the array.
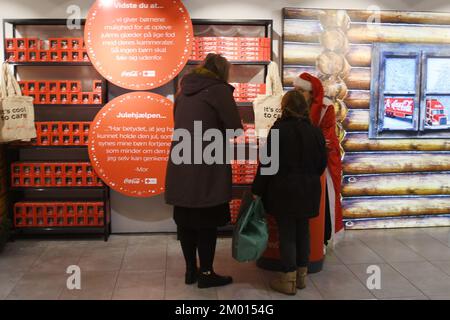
[
  {"xmin": 281, "ymin": 90, "xmax": 310, "ymax": 121},
  {"xmin": 198, "ymin": 53, "xmax": 231, "ymax": 82}
]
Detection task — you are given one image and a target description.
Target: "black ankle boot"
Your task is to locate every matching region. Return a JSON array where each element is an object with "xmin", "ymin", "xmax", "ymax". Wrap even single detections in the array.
[
  {"xmin": 185, "ymin": 267, "xmax": 198, "ymax": 285},
  {"xmin": 198, "ymin": 271, "xmax": 233, "ymax": 289}
]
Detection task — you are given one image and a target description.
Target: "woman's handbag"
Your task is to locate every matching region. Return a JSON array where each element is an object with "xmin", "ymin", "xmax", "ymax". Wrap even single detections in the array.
[
  {"xmin": 0, "ymin": 62, "xmax": 36, "ymax": 143},
  {"xmin": 232, "ymin": 193, "xmax": 269, "ymax": 262}
]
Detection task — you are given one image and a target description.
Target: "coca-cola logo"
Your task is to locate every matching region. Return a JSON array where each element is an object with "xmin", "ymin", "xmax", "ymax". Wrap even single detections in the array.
[{"xmin": 385, "ymin": 98, "xmax": 414, "ymax": 112}]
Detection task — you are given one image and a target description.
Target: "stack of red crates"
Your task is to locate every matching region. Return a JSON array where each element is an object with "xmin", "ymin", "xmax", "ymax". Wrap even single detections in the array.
[
  {"xmin": 231, "ymin": 160, "xmax": 258, "ymax": 184},
  {"xmin": 14, "ymin": 202, "xmax": 105, "ymax": 228},
  {"xmin": 231, "ymin": 83, "xmax": 266, "ymax": 103},
  {"xmin": 234, "ymin": 123, "xmax": 257, "ymax": 144},
  {"xmin": 18, "ymin": 80, "xmax": 102, "ymax": 105},
  {"xmin": 190, "ymin": 37, "xmax": 271, "ymax": 62},
  {"xmin": 5, "ymin": 38, "xmax": 89, "ymax": 63},
  {"xmin": 229, "ymin": 199, "xmax": 242, "ymax": 224},
  {"xmin": 11, "ymin": 162, "xmax": 103, "ymax": 187},
  {"xmin": 34, "ymin": 122, "xmax": 90, "ymax": 146}
]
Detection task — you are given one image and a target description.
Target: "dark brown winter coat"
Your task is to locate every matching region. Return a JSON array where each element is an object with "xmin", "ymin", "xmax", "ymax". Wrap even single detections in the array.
[
  {"xmin": 165, "ymin": 69, "xmax": 243, "ymax": 208},
  {"xmin": 252, "ymin": 117, "xmax": 327, "ymax": 218}
]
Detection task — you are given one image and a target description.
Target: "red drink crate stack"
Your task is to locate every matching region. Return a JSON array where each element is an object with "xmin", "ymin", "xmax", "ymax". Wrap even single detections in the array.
[
  {"xmin": 231, "ymin": 83, "xmax": 266, "ymax": 103},
  {"xmin": 18, "ymin": 80, "xmax": 102, "ymax": 105},
  {"xmin": 231, "ymin": 160, "xmax": 258, "ymax": 184},
  {"xmin": 229, "ymin": 199, "xmax": 242, "ymax": 224},
  {"xmin": 14, "ymin": 202, "xmax": 105, "ymax": 228},
  {"xmin": 34, "ymin": 122, "xmax": 90, "ymax": 146},
  {"xmin": 5, "ymin": 38, "xmax": 89, "ymax": 63},
  {"xmin": 234, "ymin": 123, "xmax": 257, "ymax": 144},
  {"xmin": 11, "ymin": 162, "xmax": 103, "ymax": 187},
  {"xmin": 190, "ymin": 37, "xmax": 271, "ymax": 62}
]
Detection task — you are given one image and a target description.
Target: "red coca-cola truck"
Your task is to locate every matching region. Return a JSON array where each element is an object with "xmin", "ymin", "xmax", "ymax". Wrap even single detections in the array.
[
  {"xmin": 384, "ymin": 98, "xmax": 414, "ymax": 119},
  {"xmin": 426, "ymin": 99, "xmax": 448, "ymax": 126}
]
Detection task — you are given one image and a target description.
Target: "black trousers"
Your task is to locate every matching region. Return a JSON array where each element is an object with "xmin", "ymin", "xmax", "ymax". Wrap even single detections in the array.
[
  {"xmin": 177, "ymin": 226, "xmax": 218, "ymax": 273},
  {"xmin": 275, "ymin": 215, "xmax": 310, "ymax": 273}
]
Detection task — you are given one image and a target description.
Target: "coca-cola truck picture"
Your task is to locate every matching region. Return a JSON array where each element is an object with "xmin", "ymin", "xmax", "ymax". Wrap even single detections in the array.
[
  {"xmin": 384, "ymin": 98, "xmax": 414, "ymax": 120},
  {"xmin": 426, "ymin": 99, "xmax": 448, "ymax": 126}
]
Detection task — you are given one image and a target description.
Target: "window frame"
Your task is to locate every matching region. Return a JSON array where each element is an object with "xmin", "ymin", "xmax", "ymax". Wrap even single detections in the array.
[{"xmin": 369, "ymin": 43, "xmax": 450, "ymax": 139}]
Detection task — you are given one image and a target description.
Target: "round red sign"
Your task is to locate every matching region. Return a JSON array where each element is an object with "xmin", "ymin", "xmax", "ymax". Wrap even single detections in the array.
[
  {"xmin": 88, "ymin": 92, "xmax": 174, "ymax": 197},
  {"xmin": 85, "ymin": 0, "xmax": 193, "ymax": 90}
]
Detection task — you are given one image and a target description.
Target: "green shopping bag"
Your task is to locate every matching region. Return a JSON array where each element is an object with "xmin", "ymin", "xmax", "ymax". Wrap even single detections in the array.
[{"xmin": 232, "ymin": 193, "xmax": 268, "ymax": 262}]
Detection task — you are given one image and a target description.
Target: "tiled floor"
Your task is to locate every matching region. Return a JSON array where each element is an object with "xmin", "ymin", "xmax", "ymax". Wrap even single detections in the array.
[{"xmin": 1, "ymin": 227, "xmax": 450, "ymax": 300}]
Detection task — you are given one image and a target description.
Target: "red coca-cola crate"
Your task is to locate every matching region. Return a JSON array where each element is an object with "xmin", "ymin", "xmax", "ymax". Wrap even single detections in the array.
[
  {"xmin": 16, "ymin": 38, "xmax": 27, "ymax": 50},
  {"xmin": 39, "ymin": 50, "xmax": 49, "ymax": 61},
  {"xmin": 5, "ymin": 38, "xmax": 16, "ymax": 50},
  {"xmin": 28, "ymin": 50, "xmax": 38, "ymax": 62},
  {"xmin": 70, "ymin": 81, "xmax": 81, "ymax": 93},
  {"xmin": 27, "ymin": 38, "xmax": 39, "ymax": 50},
  {"xmin": 50, "ymin": 51, "xmax": 60, "ymax": 62},
  {"xmin": 70, "ymin": 38, "xmax": 83, "ymax": 50},
  {"xmin": 18, "ymin": 81, "xmax": 27, "ymax": 94}
]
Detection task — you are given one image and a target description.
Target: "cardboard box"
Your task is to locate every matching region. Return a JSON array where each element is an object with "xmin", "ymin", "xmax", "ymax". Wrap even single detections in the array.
[
  {"xmin": 49, "ymin": 82, "xmax": 58, "ymax": 93},
  {"xmin": 28, "ymin": 50, "xmax": 38, "ymax": 62},
  {"xmin": 16, "ymin": 39, "xmax": 27, "ymax": 50},
  {"xmin": 38, "ymin": 93, "xmax": 48, "ymax": 104},
  {"xmin": 49, "ymin": 94, "xmax": 60, "ymax": 104},
  {"xmin": 60, "ymin": 50, "xmax": 70, "ymax": 62},
  {"xmin": 49, "ymin": 38, "xmax": 59, "ymax": 50},
  {"xmin": 93, "ymin": 80, "xmax": 102, "ymax": 93},
  {"xmin": 38, "ymin": 81, "xmax": 48, "ymax": 93},
  {"xmin": 27, "ymin": 82, "xmax": 36, "ymax": 93},
  {"xmin": 59, "ymin": 93, "xmax": 69, "ymax": 104},
  {"xmin": 81, "ymin": 93, "xmax": 92, "ymax": 104},
  {"xmin": 59, "ymin": 81, "xmax": 68, "ymax": 93},
  {"xmin": 39, "ymin": 50, "xmax": 49, "ymax": 62},
  {"xmin": 6, "ymin": 50, "xmax": 17, "ymax": 62},
  {"xmin": 17, "ymin": 50, "xmax": 27, "ymax": 62},
  {"xmin": 92, "ymin": 93, "xmax": 102, "ymax": 104},
  {"xmin": 5, "ymin": 38, "xmax": 16, "ymax": 50},
  {"xmin": 69, "ymin": 81, "xmax": 81, "ymax": 93},
  {"xmin": 27, "ymin": 38, "xmax": 39, "ymax": 50},
  {"xmin": 70, "ymin": 93, "xmax": 80, "ymax": 104},
  {"xmin": 71, "ymin": 51, "xmax": 80, "ymax": 61},
  {"xmin": 60, "ymin": 39, "xmax": 69, "ymax": 50},
  {"xmin": 50, "ymin": 51, "xmax": 60, "ymax": 62},
  {"xmin": 70, "ymin": 38, "xmax": 82, "ymax": 50}
]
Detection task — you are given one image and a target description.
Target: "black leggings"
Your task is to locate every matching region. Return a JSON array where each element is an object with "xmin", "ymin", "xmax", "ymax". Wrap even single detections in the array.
[
  {"xmin": 276, "ymin": 216, "xmax": 310, "ymax": 273},
  {"xmin": 177, "ymin": 226, "xmax": 218, "ymax": 273}
]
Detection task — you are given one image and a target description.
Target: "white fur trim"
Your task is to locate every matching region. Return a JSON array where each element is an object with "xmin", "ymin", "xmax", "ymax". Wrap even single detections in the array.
[
  {"xmin": 293, "ymin": 77, "xmax": 312, "ymax": 91},
  {"xmin": 323, "ymin": 97, "xmax": 334, "ymax": 107}
]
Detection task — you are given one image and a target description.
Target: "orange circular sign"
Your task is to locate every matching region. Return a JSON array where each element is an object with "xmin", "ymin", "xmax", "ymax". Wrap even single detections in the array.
[
  {"xmin": 85, "ymin": 0, "xmax": 193, "ymax": 90},
  {"xmin": 88, "ymin": 92, "xmax": 174, "ymax": 197}
]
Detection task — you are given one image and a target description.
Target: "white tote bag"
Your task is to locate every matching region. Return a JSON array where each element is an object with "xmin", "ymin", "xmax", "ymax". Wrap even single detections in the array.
[
  {"xmin": 0, "ymin": 62, "xmax": 36, "ymax": 143},
  {"xmin": 253, "ymin": 61, "xmax": 284, "ymax": 138}
]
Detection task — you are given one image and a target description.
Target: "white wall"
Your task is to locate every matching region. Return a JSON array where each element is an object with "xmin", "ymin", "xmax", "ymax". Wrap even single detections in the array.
[{"xmin": 1, "ymin": 0, "xmax": 450, "ymax": 233}]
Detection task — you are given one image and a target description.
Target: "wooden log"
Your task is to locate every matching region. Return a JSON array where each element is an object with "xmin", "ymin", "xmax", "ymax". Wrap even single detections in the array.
[
  {"xmin": 343, "ymin": 153, "xmax": 450, "ymax": 174},
  {"xmin": 283, "ymin": 43, "xmax": 372, "ymax": 67},
  {"xmin": 343, "ymin": 133, "xmax": 450, "ymax": 152},
  {"xmin": 284, "ymin": 68, "xmax": 370, "ymax": 90},
  {"xmin": 342, "ymin": 109, "xmax": 369, "ymax": 131},
  {"xmin": 284, "ymin": 20, "xmax": 321, "ymax": 43},
  {"xmin": 342, "ymin": 173, "xmax": 450, "ymax": 197},
  {"xmin": 348, "ymin": 24, "xmax": 450, "ymax": 44},
  {"xmin": 284, "ymin": 8, "xmax": 450, "ymax": 25},
  {"xmin": 344, "ymin": 90, "xmax": 370, "ymax": 109},
  {"xmin": 285, "ymin": 19, "xmax": 450, "ymax": 44},
  {"xmin": 344, "ymin": 215, "xmax": 450, "ymax": 230},
  {"xmin": 343, "ymin": 196, "xmax": 450, "ymax": 218}
]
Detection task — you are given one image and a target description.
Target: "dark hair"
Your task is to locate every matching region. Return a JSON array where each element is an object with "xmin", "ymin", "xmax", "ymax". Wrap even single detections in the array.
[
  {"xmin": 281, "ymin": 90, "xmax": 310, "ymax": 120},
  {"xmin": 200, "ymin": 53, "xmax": 231, "ymax": 82}
]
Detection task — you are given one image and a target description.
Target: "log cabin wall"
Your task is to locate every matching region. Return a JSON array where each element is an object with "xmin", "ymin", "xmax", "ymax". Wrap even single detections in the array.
[{"xmin": 283, "ymin": 8, "xmax": 450, "ymax": 229}]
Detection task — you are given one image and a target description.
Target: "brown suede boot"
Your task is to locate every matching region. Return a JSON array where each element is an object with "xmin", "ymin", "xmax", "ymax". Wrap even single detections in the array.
[
  {"xmin": 270, "ymin": 271, "xmax": 297, "ymax": 295},
  {"xmin": 296, "ymin": 267, "xmax": 308, "ymax": 289}
]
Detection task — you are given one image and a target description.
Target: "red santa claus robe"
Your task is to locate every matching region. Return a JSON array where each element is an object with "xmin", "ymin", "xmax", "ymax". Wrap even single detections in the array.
[{"xmin": 294, "ymin": 73, "xmax": 344, "ymax": 245}]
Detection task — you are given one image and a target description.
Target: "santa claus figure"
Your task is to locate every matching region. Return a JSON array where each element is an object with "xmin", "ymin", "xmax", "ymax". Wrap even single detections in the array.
[{"xmin": 294, "ymin": 72, "xmax": 344, "ymax": 247}]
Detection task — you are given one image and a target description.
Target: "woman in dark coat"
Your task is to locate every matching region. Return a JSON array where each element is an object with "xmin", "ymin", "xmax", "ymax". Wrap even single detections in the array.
[
  {"xmin": 252, "ymin": 90, "xmax": 327, "ymax": 295},
  {"xmin": 165, "ymin": 54, "xmax": 243, "ymax": 288}
]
